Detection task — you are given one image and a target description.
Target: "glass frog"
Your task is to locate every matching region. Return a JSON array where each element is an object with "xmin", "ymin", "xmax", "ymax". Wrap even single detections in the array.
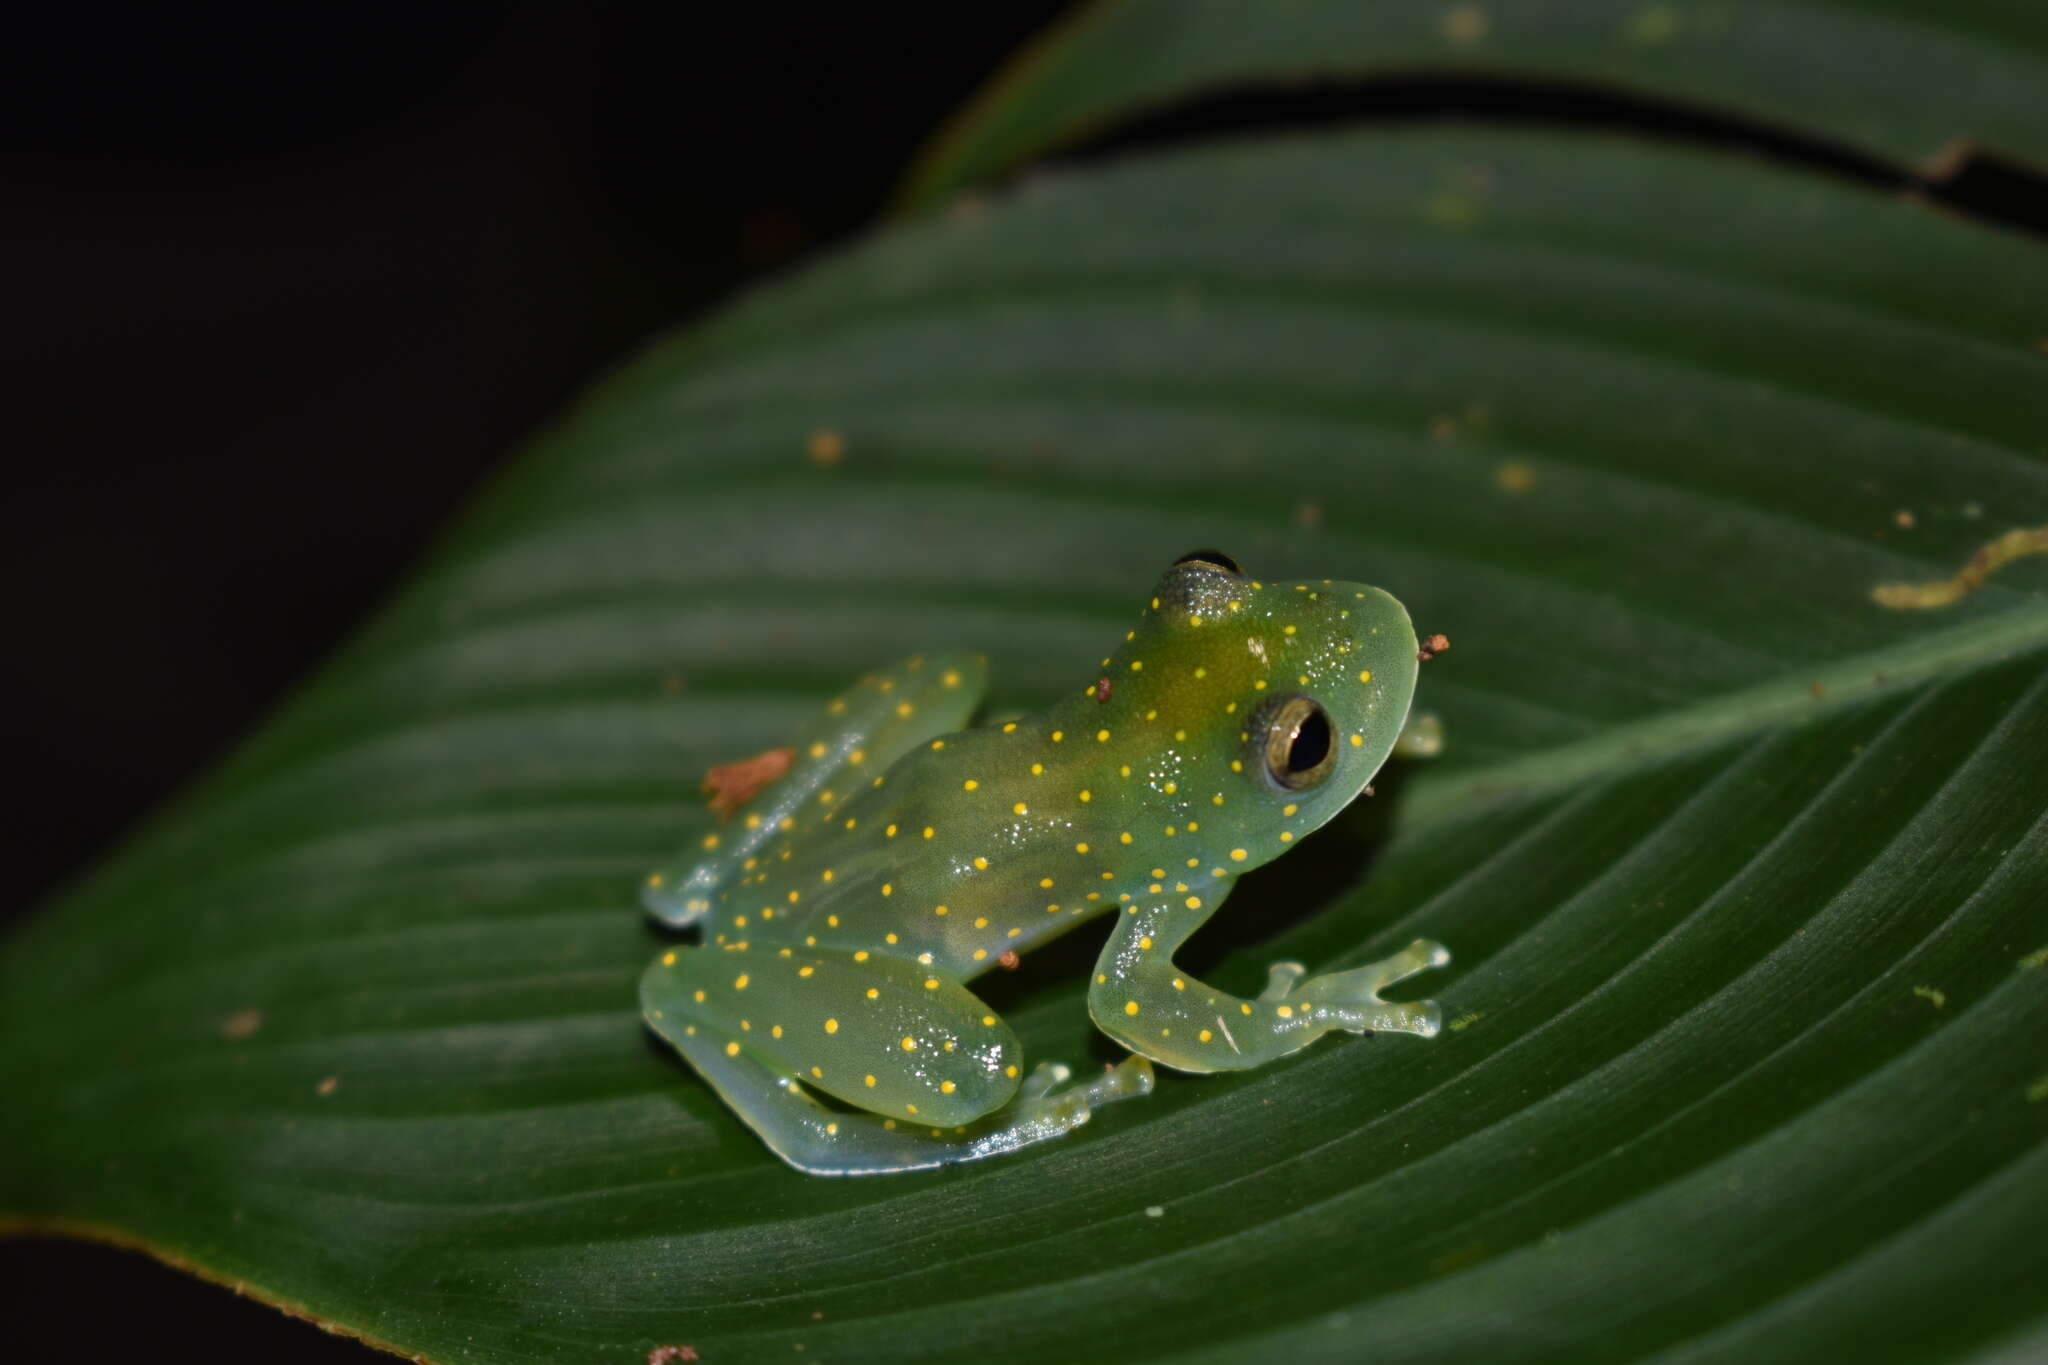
[{"xmin": 641, "ymin": 550, "xmax": 1449, "ymax": 1175}]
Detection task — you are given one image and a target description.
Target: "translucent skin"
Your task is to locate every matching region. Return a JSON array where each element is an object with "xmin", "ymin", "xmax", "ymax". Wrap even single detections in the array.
[{"xmin": 640, "ymin": 556, "xmax": 1448, "ymax": 1175}]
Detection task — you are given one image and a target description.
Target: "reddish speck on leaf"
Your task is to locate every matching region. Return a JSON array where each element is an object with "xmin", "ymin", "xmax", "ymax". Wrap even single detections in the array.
[
  {"xmin": 649, "ymin": 1347, "xmax": 700, "ymax": 1364},
  {"xmin": 1417, "ymin": 633, "xmax": 1451, "ymax": 662},
  {"xmin": 1094, "ymin": 676, "xmax": 1113, "ymax": 703},
  {"xmin": 703, "ymin": 748, "xmax": 795, "ymax": 816},
  {"xmin": 998, "ymin": 950, "xmax": 1021, "ymax": 971}
]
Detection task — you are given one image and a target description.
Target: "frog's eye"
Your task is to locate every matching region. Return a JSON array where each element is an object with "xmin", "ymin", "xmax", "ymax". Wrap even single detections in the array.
[
  {"xmin": 1171, "ymin": 548, "xmax": 1244, "ymax": 576},
  {"xmin": 1253, "ymin": 694, "xmax": 1336, "ymax": 791}
]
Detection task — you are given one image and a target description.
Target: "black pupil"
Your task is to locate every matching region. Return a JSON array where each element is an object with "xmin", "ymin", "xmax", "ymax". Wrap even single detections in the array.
[{"xmin": 1287, "ymin": 709, "xmax": 1331, "ymax": 772}]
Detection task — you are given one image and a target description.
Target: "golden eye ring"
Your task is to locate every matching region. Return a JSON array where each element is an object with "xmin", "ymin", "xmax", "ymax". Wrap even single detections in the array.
[{"xmin": 1250, "ymin": 693, "xmax": 1336, "ymax": 791}]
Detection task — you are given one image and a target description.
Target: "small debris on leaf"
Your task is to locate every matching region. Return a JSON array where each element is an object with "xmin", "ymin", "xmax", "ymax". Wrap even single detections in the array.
[{"xmin": 704, "ymin": 748, "xmax": 796, "ymax": 816}]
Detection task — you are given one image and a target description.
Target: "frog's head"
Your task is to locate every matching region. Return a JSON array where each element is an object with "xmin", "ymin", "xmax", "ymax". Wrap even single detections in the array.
[{"xmin": 1099, "ymin": 550, "xmax": 1422, "ymax": 869}]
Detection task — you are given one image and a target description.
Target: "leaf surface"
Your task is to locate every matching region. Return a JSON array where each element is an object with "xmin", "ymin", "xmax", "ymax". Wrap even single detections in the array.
[
  {"xmin": 5, "ymin": 127, "xmax": 2047, "ymax": 1363},
  {"xmin": 903, "ymin": 0, "xmax": 2048, "ymax": 209}
]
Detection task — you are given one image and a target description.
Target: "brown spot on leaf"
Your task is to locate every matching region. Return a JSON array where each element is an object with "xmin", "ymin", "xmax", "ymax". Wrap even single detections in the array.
[
  {"xmin": 806, "ymin": 428, "xmax": 844, "ymax": 466},
  {"xmin": 220, "ymin": 1009, "xmax": 264, "ymax": 1040}
]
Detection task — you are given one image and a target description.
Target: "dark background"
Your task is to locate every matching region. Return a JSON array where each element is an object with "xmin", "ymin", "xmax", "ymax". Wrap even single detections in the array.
[
  {"xmin": 1, "ymin": 3, "xmax": 1063, "ymax": 1359},
  {"xmin": 4, "ymin": 2, "xmax": 2043, "ymax": 1359}
]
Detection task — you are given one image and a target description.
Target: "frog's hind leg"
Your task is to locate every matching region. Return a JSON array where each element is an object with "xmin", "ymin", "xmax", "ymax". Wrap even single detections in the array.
[
  {"xmin": 642, "ymin": 651, "xmax": 990, "ymax": 926},
  {"xmin": 648, "ymin": 1009, "xmax": 1151, "ymax": 1177},
  {"xmin": 643, "ymin": 945, "xmax": 1152, "ymax": 1175}
]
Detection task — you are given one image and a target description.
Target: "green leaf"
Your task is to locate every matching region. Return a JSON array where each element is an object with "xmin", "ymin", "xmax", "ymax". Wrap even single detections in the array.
[
  {"xmin": 903, "ymin": 0, "xmax": 2048, "ymax": 210},
  {"xmin": 6, "ymin": 125, "xmax": 2048, "ymax": 1361}
]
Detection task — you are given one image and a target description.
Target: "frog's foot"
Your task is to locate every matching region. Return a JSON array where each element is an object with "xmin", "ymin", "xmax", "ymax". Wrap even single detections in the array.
[
  {"xmin": 1296, "ymin": 938, "xmax": 1451, "ymax": 1039},
  {"xmin": 1258, "ymin": 961, "xmax": 1308, "ymax": 1001},
  {"xmin": 1391, "ymin": 710, "xmax": 1444, "ymax": 761}
]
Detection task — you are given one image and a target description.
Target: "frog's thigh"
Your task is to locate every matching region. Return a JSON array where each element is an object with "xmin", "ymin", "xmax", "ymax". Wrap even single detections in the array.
[{"xmin": 642, "ymin": 944, "xmax": 1022, "ymax": 1127}]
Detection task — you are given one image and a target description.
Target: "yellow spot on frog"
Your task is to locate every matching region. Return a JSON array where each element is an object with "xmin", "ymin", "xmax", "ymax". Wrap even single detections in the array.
[
  {"xmin": 901, "ymin": 1037, "xmax": 917, "ymax": 1051},
  {"xmin": 941, "ymin": 1080, "xmax": 957, "ymax": 1094},
  {"xmin": 1124, "ymin": 1001, "xmax": 1140, "ymax": 1016},
  {"xmin": 725, "ymin": 1041, "xmax": 741, "ymax": 1056},
  {"xmin": 825, "ymin": 1018, "xmax": 839, "ymax": 1033},
  {"xmin": 1358, "ymin": 669, "xmax": 1373, "ymax": 683},
  {"xmin": 733, "ymin": 974, "xmax": 749, "ymax": 991},
  {"xmin": 963, "ymin": 779, "xmax": 978, "ymax": 791}
]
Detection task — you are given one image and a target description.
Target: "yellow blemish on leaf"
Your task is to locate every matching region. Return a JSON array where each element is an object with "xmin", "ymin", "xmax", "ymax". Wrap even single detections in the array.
[
  {"xmin": 1448, "ymin": 1011, "xmax": 1486, "ymax": 1032},
  {"xmin": 1874, "ymin": 524, "xmax": 2048, "ymax": 608},
  {"xmin": 1441, "ymin": 3, "xmax": 1488, "ymax": 43},
  {"xmin": 1912, "ymin": 985, "xmax": 1947, "ymax": 1009}
]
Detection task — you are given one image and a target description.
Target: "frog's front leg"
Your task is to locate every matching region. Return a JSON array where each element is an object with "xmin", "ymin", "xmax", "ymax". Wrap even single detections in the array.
[
  {"xmin": 643, "ymin": 945, "xmax": 1152, "ymax": 1175},
  {"xmin": 1087, "ymin": 889, "xmax": 1448, "ymax": 1073},
  {"xmin": 1390, "ymin": 709, "xmax": 1443, "ymax": 761}
]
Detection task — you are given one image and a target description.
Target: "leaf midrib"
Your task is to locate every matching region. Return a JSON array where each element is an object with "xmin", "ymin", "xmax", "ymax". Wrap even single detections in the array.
[{"xmin": 1404, "ymin": 598, "xmax": 2048, "ymax": 826}]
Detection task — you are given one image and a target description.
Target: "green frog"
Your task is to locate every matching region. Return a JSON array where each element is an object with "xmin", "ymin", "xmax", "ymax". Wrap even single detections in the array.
[{"xmin": 641, "ymin": 551, "xmax": 1449, "ymax": 1175}]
